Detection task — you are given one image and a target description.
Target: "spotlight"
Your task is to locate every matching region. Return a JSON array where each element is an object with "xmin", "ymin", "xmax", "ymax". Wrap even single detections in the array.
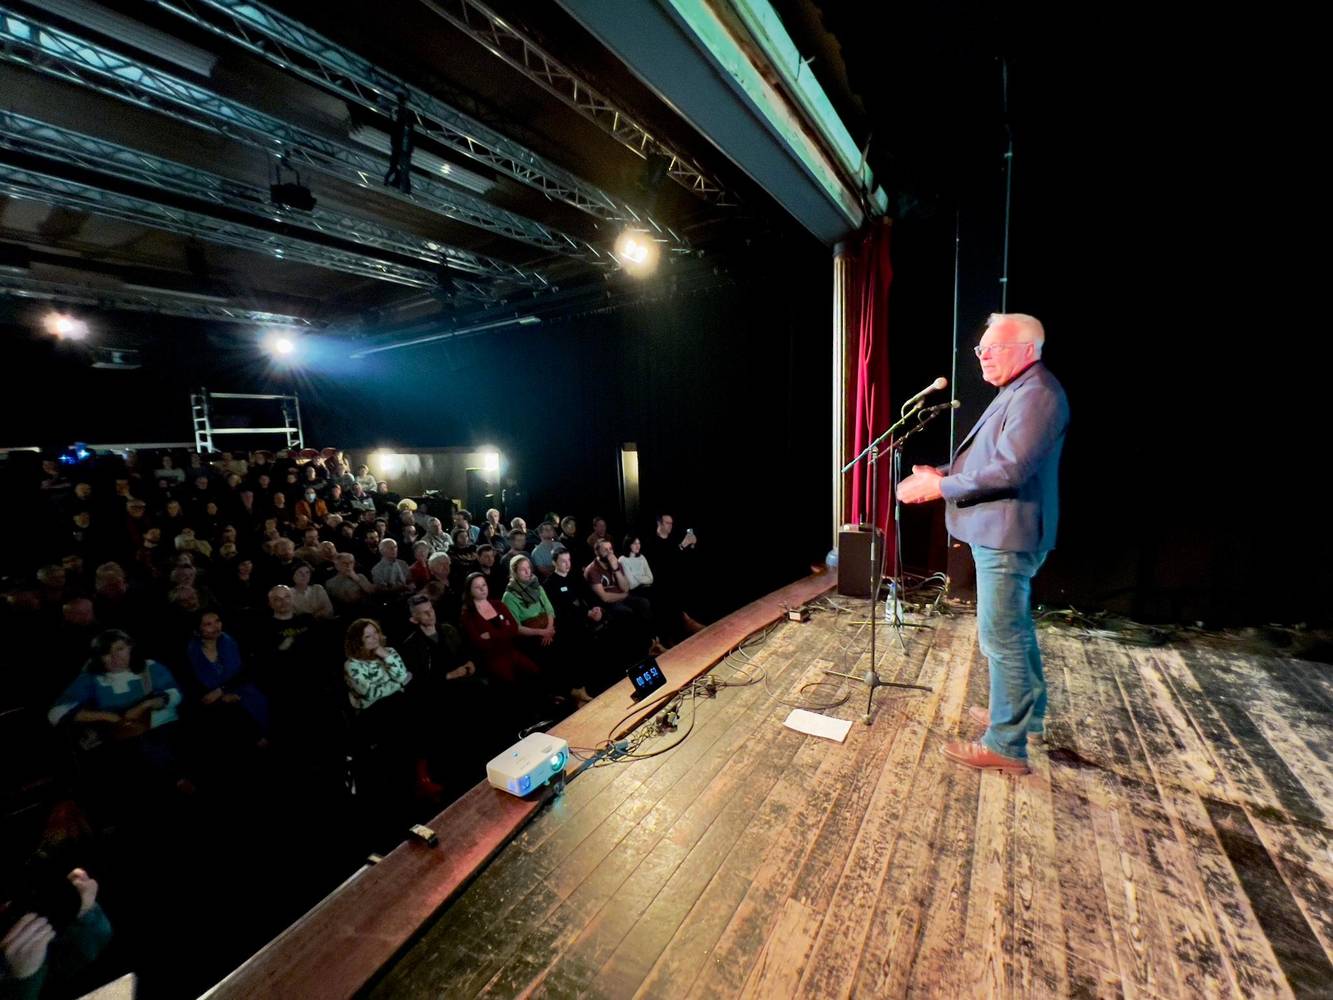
[
  {"xmin": 265, "ymin": 333, "xmax": 298, "ymax": 359},
  {"xmin": 483, "ymin": 451, "xmax": 500, "ymax": 473},
  {"xmin": 43, "ymin": 312, "xmax": 88, "ymax": 340},
  {"xmin": 614, "ymin": 230, "xmax": 660, "ymax": 277}
]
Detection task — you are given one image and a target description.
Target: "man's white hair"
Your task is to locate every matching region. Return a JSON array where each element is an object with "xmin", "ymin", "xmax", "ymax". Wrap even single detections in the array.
[{"xmin": 986, "ymin": 312, "xmax": 1045, "ymax": 358}]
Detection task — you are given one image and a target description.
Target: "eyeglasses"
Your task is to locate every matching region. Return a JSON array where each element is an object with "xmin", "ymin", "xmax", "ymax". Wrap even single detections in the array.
[{"xmin": 973, "ymin": 342, "xmax": 1033, "ymax": 358}]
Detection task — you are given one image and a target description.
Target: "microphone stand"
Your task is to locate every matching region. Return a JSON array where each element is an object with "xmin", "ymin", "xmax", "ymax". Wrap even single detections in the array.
[{"xmin": 830, "ymin": 404, "xmax": 943, "ymax": 723}]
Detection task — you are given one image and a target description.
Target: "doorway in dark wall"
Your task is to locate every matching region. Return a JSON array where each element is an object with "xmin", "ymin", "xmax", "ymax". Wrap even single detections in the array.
[{"xmin": 465, "ymin": 468, "xmax": 497, "ymax": 523}]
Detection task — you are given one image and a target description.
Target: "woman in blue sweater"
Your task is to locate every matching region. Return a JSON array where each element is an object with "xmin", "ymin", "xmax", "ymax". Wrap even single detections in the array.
[{"xmin": 186, "ymin": 610, "xmax": 270, "ymax": 743}]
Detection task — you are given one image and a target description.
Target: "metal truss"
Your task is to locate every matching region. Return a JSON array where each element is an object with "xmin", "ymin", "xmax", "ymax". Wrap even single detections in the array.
[
  {"xmin": 0, "ymin": 272, "xmax": 313, "ymax": 326},
  {"xmin": 0, "ymin": 109, "xmax": 547, "ymax": 290},
  {"xmin": 0, "ymin": 5, "xmax": 601, "ymax": 259},
  {"xmin": 146, "ymin": 0, "xmax": 692, "ymax": 249},
  {"xmin": 0, "ymin": 163, "xmax": 441, "ymax": 287},
  {"xmin": 419, "ymin": 0, "xmax": 731, "ymax": 206}
]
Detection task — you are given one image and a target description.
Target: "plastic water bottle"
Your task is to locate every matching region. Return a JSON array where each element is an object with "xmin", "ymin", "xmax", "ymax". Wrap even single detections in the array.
[{"xmin": 885, "ymin": 581, "xmax": 897, "ymax": 622}]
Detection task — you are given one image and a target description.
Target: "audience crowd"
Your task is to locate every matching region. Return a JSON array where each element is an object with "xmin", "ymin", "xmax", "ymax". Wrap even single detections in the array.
[{"xmin": 2, "ymin": 444, "xmax": 705, "ymax": 995}]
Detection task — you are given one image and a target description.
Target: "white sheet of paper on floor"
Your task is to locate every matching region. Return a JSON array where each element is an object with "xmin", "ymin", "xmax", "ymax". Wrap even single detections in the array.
[{"xmin": 783, "ymin": 708, "xmax": 853, "ymax": 743}]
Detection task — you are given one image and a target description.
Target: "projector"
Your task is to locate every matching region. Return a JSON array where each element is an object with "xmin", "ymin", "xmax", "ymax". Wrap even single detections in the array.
[{"xmin": 486, "ymin": 733, "xmax": 569, "ymax": 797}]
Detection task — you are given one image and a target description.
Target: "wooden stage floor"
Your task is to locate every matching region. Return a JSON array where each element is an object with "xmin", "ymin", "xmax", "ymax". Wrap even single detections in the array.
[{"xmin": 368, "ymin": 604, "xmax": 1333, "ymax": 999}]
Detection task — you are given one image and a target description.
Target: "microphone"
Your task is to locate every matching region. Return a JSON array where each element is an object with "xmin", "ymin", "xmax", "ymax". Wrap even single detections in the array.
[
  {"xmin": 918, "ymin": 399, "xmax": 961, "ymax": 417},
  {"xmin": 901, "ymin": 377, "xmax": 948, "ymax": 412}
]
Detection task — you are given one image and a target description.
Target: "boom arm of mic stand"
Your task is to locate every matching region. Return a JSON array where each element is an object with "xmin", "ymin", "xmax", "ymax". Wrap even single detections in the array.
[{"xmin": 841, "ymin": 402, "xmax": 923, "ymax": 475}]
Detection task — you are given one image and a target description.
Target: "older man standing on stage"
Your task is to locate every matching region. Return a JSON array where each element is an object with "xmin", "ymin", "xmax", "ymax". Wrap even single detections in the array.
[{"xmin": 897, "ymin": 313, "xmax": 1069, "ymax": 774}]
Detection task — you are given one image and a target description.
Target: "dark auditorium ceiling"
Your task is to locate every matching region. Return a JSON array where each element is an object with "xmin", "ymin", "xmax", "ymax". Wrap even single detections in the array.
[{"xmin": 0, "ymin": 0, "xmax": 865, "ymax": 344}]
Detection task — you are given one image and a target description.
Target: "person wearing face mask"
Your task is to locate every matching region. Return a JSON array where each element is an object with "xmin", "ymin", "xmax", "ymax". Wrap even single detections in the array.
[{"xmin": 295, "ymin": 489, "xmax": 327, "ymax": 522}]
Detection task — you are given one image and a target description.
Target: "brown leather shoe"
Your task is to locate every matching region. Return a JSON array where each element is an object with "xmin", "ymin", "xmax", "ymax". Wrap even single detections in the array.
[
  {"xmin": 941, "ymin": 740, "xmax": 1030, "ymax": 774},
  {"xmin": 968, "ymin": 705, "xmax": 1045, "ymax": 738}
]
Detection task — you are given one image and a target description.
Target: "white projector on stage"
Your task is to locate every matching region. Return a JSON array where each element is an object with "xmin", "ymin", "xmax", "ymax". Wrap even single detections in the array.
[{"xmin": 486, "ymin": 733, "xmax": 570, "ymax": 797}]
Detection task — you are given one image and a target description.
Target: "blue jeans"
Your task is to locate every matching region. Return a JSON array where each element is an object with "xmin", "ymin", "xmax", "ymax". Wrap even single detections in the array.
[{"xmin": 972, "ymin": 544, "xmax": 1048, "ymax": 760}]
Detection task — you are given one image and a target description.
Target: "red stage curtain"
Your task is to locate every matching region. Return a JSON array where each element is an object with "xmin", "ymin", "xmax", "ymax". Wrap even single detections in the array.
[{"xmin": 848, "ymin": 218, "xmax": 894, "ymax": 565}]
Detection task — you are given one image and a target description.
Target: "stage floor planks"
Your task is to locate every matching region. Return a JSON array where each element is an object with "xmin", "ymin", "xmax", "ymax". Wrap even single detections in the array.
[{"xmin": 369, "ymin": 607, "xmax": 1333, "ymax": 999}]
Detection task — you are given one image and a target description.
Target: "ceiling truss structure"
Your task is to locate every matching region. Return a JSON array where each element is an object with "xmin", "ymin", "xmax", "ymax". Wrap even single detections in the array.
[
  {"xmin": 419, "ymin": 0, "xmax": 731, "ymax": 206},
  {"xmin": 147, "ymin": 0, "xmax": 692, "ymax": 249},
  {"xmin": 0, "ymin": 5, "xmax": 604, "ymax": 260},
  {"xmin": 0, "ymin": 109, "xmax": 548, "ymax": 291}
]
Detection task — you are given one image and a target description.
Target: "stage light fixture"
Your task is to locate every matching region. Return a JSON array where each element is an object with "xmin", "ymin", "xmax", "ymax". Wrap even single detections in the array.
[
  {"xmin": 614, "ymin": 229, "xmax": 660, "ymax": 276},
  {"xmin": 264, "ymin": 332, "xmax": 299, "ymax": 360},
  {"xmin": 483, "ymin": 451, "xmax": 500, "ymax": 473},
  {"xmin": 43, "ymin": 312, "xmax": 88, "ymax": 340}
]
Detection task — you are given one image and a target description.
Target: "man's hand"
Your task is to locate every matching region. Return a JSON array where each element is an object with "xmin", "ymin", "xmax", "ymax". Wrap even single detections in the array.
[
  {"xmin": 1, "ymin": 912, "xmax": 54, "ymax": 979},
  {"xmin": 68, "ymin": 868, "xmax": 98, "ymax": 917},
  {"xmin": 682, "ymin": 530, "xmax": 697, "ymax": 549},
  {"xmin": 446, "ymin": 661, "xmax": 476, "ymax": 681},
  {"xmin": 606, "ymin": 554, "xmax": 620, "ymax": 572},
  {"xmin": 897, "ymin": 465, "xmax": 945, "ymax": 504}
]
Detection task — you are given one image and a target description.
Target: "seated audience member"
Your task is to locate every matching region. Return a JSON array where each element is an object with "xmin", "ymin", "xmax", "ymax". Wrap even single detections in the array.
[
  {"xmin": 501, "ymin": 555, "xmax": 577, "ymax": 702},
  {"xmin": 325, "ymin": 483, "xmax": 350, "ymax": 515},
  {"xmin": 585, "ymin": 516, "xmax": 612, "ymax": 552},
  {"xmin": 314, "ymin": 540, "xmax": 339, "ymax": 579},
  {"xmin": 586, "ymin": 539, "xmax": 657, "ymax": 655},
  {"xmin": 423, "ymin": 553, "xmax": 462, "ymax": 626},
  {"xmin": 557, "ymin": 516, "xmax": 592, "ymax": 569},
  {"xmin": 217, "ymin": 558, "xmax": 265, "ymax": 618},
  {"xmin": 264, "ymin": 537, "xmax": 299, "ymax": 589},
  {"xmin": 294, "ymin": 487, "xmax": 327, "ymax": 522},
  {"xmin": 299, "ymin": 463, "xmax": 326, "ymax": 497},
  {"xmin": 510, "ymin": 516, "xmax": 528, "ymax": 535},
  {"xmin": 269, "ymin": 490, "xmax": 293, "ymax": 528},
  {"xmin": 477, "ymin": 520, "xmax": 505, "ymax": 554},
  {"xmin": 476, "ymin": 544, "xmax": 506, "ymax": 597},
  {"xmin": 354, "ymin": 529, "xmax": 382, "ymax": 576},
  {"xmin": 252, "ymin": 586, "xmax": 316, "ymax": 734},
  {"xmin": 0, "ymin": 867, "xmax": 112, "ymax": 1000},
  {"xmin": 408, "ymin": 542, "xmax": 433, "ymax": 591},
  {"xmin": 174, "ymin": 527, "xmax": 212, "ymax": 564},
  {"xmin": 506, "ymin": 528, "xmax": 528, "ymax": 557},
  {"xmin": 371, "ymin": 539, "xmax": 411, "ymax": 597},
  {"xmin": 48, "ymin": 629, "xmax": 185, "ymax": 787},
  {"xmin": 620, "ymin": 534, "xmax": 655, "ymax": 592},
  {"xmin": 529, "ymin": 521, "xmax": 560, "ymax": 578},
  {"xmin": 154, "ymin": 452, "xmax": 186, "ymax": 484},
  {"xmin": 374, "ymin": 481, "xmax": 401, "ymax": 514},
  {"xmin": 158, "ymin": 498, "xmax": 188, "ymax": 542},
  {"xmin": 542, "ymin": 547, "xmax": 611, "ymax": 697},
  {"xmin": 289, "ymin": 561, "xmax": 334, "ymax": 619},
  {"xmin": 91, "ymin": 562, "xmax": 150, "ymax": 637},
  {"xmin": 398, "ymin": 596, "xmax": 491, "ymax": 789},
  {"xmin": 347, "ymin": 482, "xmax": 376, "ymax": 514},
  {"xmin": 342, "ymin": 618, "xmax": 435, "ymax": 797},
  {"xmin": 342, "ymin": 619, "xmax": 410, "ymax": 712},
  {"xmin": 422, "ymin": 517, "xmax": 450, "ymax": 555},
  {"xmin": 449, "ymin": 529, "xmax": 478, "ymax": 576},
  {"xmin": 452, "ymin": 509, "xmax": 479, "ymax": 544},
  {"xmin": 354, "ymin": 464, "xmax": 377, "ymax": 493},
  {"xmin": 459, "ymin": 573, "xmax": 540, "ymax": 689},
  {"xmin": 502, "ymin": 554, "xmax": 556, "ymax": 647},
  {"xmin": 400, "ymin": 523, "xmax": 419, "ymax": 550},
  {"xmin": 483, "ymin": 509, "xmax": 508, "ymax": 554},
  {"xmin": 326, "ymin": 552, "xmax": 375, "ymax": 617},
  {"xmin": 186, "ymin": 610, "xmax": 269, "ymax": 741}
]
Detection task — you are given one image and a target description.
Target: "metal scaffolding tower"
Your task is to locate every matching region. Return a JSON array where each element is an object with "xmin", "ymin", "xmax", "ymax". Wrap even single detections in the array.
[{"xmin": 191, "ymin": 389, "xmax": 304, "ymax": 454}]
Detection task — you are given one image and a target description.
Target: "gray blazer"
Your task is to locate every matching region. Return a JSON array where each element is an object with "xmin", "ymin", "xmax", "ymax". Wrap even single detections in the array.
[{"xmin": 939, "ymin": 362, "xmax": 1069, "ymax": 553}]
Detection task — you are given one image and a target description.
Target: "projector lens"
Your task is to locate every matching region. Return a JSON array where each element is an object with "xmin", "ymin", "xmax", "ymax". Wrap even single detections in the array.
[{"xmin": 550, "ymin": 752, "xmax": 564, "ymax": 770}]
